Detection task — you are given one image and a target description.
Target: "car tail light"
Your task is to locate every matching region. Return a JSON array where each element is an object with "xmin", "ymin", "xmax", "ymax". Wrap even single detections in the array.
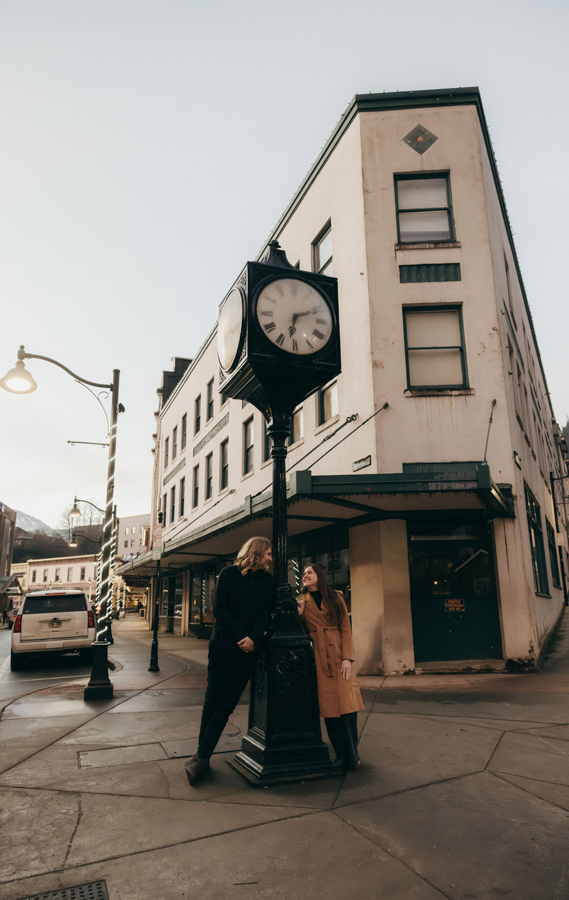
[
  {"xmin": 88, "ymin": 610, "xmax": 95, "ymax": 628},
  {"xmin": 14, "ymin": 615, "xmax": 22, "ymax": 633}
]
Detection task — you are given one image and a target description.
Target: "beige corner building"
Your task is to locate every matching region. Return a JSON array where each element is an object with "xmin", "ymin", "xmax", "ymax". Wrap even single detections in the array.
[{"xmin": 117, "ymin": 88, "xmax": 569, "ymax": 674}]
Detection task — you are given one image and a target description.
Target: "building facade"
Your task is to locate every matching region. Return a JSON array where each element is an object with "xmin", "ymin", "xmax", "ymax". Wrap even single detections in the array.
[
  {"xmin": 117, "ymin": 88, "xmax": 569, "ymax": 672},
  {"xmin": 26, "ymin": 555, "xmax": 99, "ymax": 602},
  {"xmin": 0, "ymin": 501, "xmax": 17, "ymax": 620}
]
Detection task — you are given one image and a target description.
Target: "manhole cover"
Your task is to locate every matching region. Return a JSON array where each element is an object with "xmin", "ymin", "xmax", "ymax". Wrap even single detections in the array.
[
  {"xmin": 46, "ymin": 685, "xmax": 84, "ymax": 694},
  {"xmin": 15, "ymin": 880, "xmax": 109, "ymax": 900}
]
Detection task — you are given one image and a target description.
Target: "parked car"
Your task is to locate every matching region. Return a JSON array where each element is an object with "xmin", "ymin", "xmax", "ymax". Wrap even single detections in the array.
[
  {"xmin": 10, "ymin": 590, "xmax": 96, "ymax": 671},
  {"xmin": 7, "ymin": 602, "xmax": 22, "ymax": 629}
]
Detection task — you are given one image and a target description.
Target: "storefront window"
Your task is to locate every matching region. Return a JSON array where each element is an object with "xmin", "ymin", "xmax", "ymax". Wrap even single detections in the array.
[
  {"xmin": 288, "ymin": 530, "xmax": 351, "ymax": 611},
  {"xmin": 174, "ymin": 574, "xmax": 183, "ymax": 617}
]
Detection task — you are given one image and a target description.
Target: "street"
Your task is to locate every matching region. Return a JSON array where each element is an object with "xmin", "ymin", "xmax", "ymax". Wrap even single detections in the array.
[{"xmin": 1, "ymin": 615, "xmax": 569, "ymax": 899}]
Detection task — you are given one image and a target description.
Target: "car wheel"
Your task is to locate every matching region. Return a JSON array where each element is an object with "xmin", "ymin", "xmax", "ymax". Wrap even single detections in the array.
[
  {"xmin": 79, "ymin": 648, "xmax": 93, "ymax": 664},
  {"xmin": 10, "ymin": 651, "xmax": 23, "ymax": 671}
]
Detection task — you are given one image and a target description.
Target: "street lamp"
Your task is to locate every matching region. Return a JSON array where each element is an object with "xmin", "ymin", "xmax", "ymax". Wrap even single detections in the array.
[{"xmin": 1, "ymin": 345, "xmax": 121, "ymax": 701}]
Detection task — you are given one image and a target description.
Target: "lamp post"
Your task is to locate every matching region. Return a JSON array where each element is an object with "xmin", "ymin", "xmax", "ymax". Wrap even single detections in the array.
[
  {"xmin": 1, "ymin": 346, "xmax": 121, "ymax": 700},
  {"xmin": 217, "ymin": 242, "xmax": 341, "ymax": 784}
]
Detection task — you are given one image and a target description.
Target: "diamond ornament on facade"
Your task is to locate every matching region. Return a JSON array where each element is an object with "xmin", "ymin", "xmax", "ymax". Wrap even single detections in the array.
[{"xmin": 402, "ymin": 124, "xmax": 438, "ymax": 154}]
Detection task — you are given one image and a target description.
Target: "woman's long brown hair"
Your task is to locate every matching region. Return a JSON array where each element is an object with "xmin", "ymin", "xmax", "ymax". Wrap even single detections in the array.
[{"xmin": 300, "ymin": 563, "xmax": 344, "ymax": 626}]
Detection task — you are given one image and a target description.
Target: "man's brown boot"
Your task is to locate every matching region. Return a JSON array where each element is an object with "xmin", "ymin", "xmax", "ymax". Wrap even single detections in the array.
[{"xmin": 185, "ymin": 755, "xmax": 209, "ymax": 786}]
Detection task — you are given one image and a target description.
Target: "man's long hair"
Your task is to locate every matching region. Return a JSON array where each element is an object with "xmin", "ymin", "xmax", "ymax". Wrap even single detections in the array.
[
  {"xmin": 299, "ymin": 563, "xmax": 343, "ymax": 626},
  {"xmin": 235, "ymin": 536, "xmax": 271, "ymax": 574}
]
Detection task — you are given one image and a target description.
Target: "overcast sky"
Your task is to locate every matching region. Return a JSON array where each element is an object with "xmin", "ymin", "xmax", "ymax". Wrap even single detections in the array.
[{"xmin": 1, "ymin": 0, "xmax": 567, "ymax": 529}]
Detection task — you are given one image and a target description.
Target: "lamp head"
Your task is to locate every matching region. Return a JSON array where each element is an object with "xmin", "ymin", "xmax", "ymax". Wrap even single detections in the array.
[
  {"xmin": 0, "ymin": 356, "xmax": 37, "ymax": 394},
  {"xmin": 69, "ymin": 497, "xmax": 82, "ymax": 518},
  {"xmin": 68, "ymin": 535, "xmax": 78, "ymax": 548}
]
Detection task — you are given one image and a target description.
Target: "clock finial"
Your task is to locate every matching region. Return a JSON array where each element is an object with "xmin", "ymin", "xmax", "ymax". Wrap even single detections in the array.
[{"xmin": 262, "ymin": 240, "xmax": 294, "ymax": 269}]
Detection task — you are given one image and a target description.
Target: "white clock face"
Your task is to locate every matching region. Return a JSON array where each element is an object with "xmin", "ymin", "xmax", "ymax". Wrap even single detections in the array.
[
  {"xmin": 218, "ymin": 288, "xmax": 244, "ymax": 371},
  {"xmin": 256, "ymin": 278, "xmax": 333, "ymax": 355}
]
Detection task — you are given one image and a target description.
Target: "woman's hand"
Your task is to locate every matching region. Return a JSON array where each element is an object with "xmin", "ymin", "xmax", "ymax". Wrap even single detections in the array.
[
  {"xmin": 297, "ymin": 597, "xmax": 306, "ymax": 615},
  {"xmin": 238, "ymin": 636, "xmax": 255, "ymax": 653},
  {"xmin": 341, "ymin": 659, "xmax": 352, "ymax": 681}
]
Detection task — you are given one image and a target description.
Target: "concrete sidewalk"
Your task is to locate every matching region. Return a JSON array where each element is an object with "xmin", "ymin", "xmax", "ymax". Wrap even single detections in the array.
[{"xmin": 1, "ymin": 615, "xmax": 569, "ymax": 900}]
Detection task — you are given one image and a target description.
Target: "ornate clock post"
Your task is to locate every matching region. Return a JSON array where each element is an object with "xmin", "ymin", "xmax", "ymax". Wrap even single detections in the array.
[{"xmin": 217, "ymin": 241, "xmax": 341, "ymax": 783}]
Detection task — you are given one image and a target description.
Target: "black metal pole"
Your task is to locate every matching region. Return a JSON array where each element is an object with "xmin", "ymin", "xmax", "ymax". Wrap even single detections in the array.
[
  {"xmin": 84, "ymin": 369, "xmax": 119, "ymax": 701},
  {"xmin": 231, "ymin": 411, "xmax": 335, "ymax": 785},
  {"xmin": 148, "ymin": 558, "xmax": 160, "ymax": 672}
]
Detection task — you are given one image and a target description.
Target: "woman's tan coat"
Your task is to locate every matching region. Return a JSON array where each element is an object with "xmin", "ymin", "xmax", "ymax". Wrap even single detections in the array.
[{"xmin": 300, "ymin": 592, "xmax": 364, "ymax": 718}]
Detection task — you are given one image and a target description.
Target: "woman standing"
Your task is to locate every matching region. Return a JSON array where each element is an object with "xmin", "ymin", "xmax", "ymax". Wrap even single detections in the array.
[
  {"xmin": 185, "ymin": 536, "xmax": 274, "ymax": 785},
  {"xmin": 297, "ymin": 564, "xmax": 363, "ymax": 770}
]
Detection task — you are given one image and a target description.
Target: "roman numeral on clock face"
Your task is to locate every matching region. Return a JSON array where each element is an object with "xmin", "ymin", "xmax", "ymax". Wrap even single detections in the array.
[
  {"xmin": 264, "ymin": 322, "xmax": 276, "ymax": 333},
  {"xmin": 313, "ymin": 329, "xmax": 324, "ymax": 340},
  {"xmin": 292, "ymin": 339, "xmax": 298, "ymax": 352},
  {"xmin": 276, "ymin": 333, "xmax": 285, "ymax": 346}
]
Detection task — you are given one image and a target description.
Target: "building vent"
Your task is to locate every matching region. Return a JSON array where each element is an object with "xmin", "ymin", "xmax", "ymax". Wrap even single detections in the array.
[
  {"xmin": 400, "ymin": 263, "xmax": 461, "ymax": 283},
  {"xmin": 402, "ymin": 124, "xmax": 438, "ymax": 154}
]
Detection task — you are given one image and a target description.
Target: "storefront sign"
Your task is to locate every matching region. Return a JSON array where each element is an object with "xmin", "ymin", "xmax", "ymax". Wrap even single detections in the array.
[
  {"xmin": 353, "ymin": 455, "xmax": 371, "ymax": 472},
  {"xmin": 444, "ymin": 598, "xmax": 465, "ymax": 612},
  {"xmin": 557, "ymin": 533, "xmax": 565, "ymax": 548}
]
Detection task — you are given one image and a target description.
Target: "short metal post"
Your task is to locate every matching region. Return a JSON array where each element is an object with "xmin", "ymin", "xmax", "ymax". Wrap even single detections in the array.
[{"xmin": 148, "ymin": 558, "xmax": 160, "ymax": 672}]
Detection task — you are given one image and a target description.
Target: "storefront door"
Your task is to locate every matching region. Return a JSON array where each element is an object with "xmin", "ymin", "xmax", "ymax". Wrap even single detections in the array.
[{"xmin": 408, "ymin": 521, "xmax": 503, "ymax": 662}]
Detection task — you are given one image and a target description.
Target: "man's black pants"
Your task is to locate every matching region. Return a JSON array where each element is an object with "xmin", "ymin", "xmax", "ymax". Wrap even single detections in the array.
[{"xmin": 197, "ymin": 646, "xmax": 255, "ymax": 759}]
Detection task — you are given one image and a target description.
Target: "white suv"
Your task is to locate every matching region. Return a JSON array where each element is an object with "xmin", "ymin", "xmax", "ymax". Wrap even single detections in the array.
[{"xmin": 11, "ymin": 590, "xmax": 96, "ymax": 671}]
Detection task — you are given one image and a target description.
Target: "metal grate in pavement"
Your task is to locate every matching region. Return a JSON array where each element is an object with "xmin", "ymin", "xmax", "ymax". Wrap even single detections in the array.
[{"xmin": 15, "ymin": 880, "xmax": 109, "ymax": 900}]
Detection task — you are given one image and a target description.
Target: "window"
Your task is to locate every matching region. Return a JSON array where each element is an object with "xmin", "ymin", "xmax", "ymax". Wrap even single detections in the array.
[
  {"xmin": 192, "ymin": 464, "xmax": 199, "ymax": 508},
  {"xmin": 132, "ymin": 526, "xmax": 137, "ymax": 534},
  {"xmin": 318, "ymin": 381, "xmax": 338, "ymax": 425},
  {"xmin": 194, "ymin": 395, "xmax": 201, "ymax": 434},
  {"xmin": 80, "ymin": 567, "xmax": 86, "ymax": 580},
  {"xmin": 131, "ymin": 540, "xmax": 135, "ymax": 548},
  {"xmin": 125, "ymin": 527, "xmax": 129, "ymax": 535},
  {"xmin": 547, "ymin": 520, "xmax": 561, "ymax": 589},
  {"xmin": 163, "ymin": 493, "xmax": 167, "ymax": 525},
  {"xmin": 289, "ymin": 407, "xmax": 304, "ymax": 445},
  {"xmin": 243, "ymin": 417, "xmax": 254, "ymax": 474},
  {"xmin": 220, "ymin": 439, "xmax": 229, "ymax": 490},
  {"xmin": 170, "ymin": 486, "xmax": 176, "ymax": 523},
  {"xmin": 313, "ymin": 224, "xmax": 333, "ymax": 275},
  {"xmin": 124, "ymin": 540, "xmax": 128, "ymax": 548},
  {"xmin": 395, "ymin": 174, "xmax": 453, "ymax": 243},
  {"xmin": 172, "ymin": 426, "xmax": 178, "ymax": 460},
  {"xmin": 262, "ymin": 418, "xmax": 272, "ymax": 463},
  {"xmin": 403, "ymin": 307, "xmax": 467, "ymax": 390},
  {"xmin": 164, "ymin": 437, "xmax": 169, "ymax": 469},
  {"xmin": 505, "ymin": 255, "xmax": 517, "ymax": 329},
  {"xmin": 180, "ymin": 477, "xmax": 185, "ymax": 517},
  {"xmin": 43, "ymin": 569, "xmax": 48, "ymax": 582},
  {"xmin": 207, "ymin": 379, "xmax": 214, "ymax": 421},
  {"xmin": 181, "ymin": 413, "xmax": 187, "ymax": 450},
  {"xmin": 525, "ymin": 484, "xmax": 549, "ymax": 595},
  {"xmin": 55, "ymin": 568, "xmax": 61, "ymax": 583},
  {"xmin": 205, "ymin": 452, "xmax": 213, "ymax": 499},
  {"xmin": 67, "ymin": 567, "xmax": 73, "ymax": 582},
  {"xmin": 31, "ymin": 569, "xmax": 37, "ymax": 583}
]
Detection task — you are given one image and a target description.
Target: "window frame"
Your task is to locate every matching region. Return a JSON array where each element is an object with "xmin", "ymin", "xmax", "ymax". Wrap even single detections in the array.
[
  {"xmin": 172, "ymin": 426, "xmax": 177, "ymax": 461},
  {"xmin": 192, "ymin": 464, "xmax": 199, "ymax": 508},
  {"xmin": 317, "ymin": 381, "xmax": 338, "ymax": 426},
  {"xmin": 403, "ymin": 304, "xmax": 469, "ymax": 391},
  {"xmin": 289, "ymin": 406, "xmax": 304, "ymax": 445},
  {"xmin": 262, "ymin": 417, "xmax": 272, "ymax": 463},
  {"xmin": 220, "ymin": 439, "xmax": 229, "ymax": 490},
  {"xmin": 194, "ymin": 395, "xmax": 201, "ymax": 435},
  {"xmin": 546, "ymin": 519, "xmax": 562, "ymax": 589},
  {"xmin": 163, "ymin": 493, "xmax": 167, "ymax": 525},
  {"xmin": 80, "ymin": 567, "xmax": 86, "ymax": 581},
  {"xmin": 394, "ymin": 172, "xmax": 455, "ymax": 245},
  {"xmin": 312, "ymin": 221, "xmax": 333, "ymax": 275},
  {"xmin": 179, "ymin": 477, "xmax": 185, "ymax": 517},
  {"xmin": 243, "ymin": 416, "xmax": 254, "ymax": 475},
  {"xmin": 525, "ymin": 483, "xmax": 550, "ymax": 596},
  {"xmin": 207, "ymin": 378, "xmax": 214, "ymax": 422},
  {"xmin": 164, "ymin": 436, "xmax": 169, "ymax": 469},
  {"xmin": 205, "ymin": 452, "xmax": 213, "ymax": 500},
  {"xmin": 67, "ymin": 567, "xmax": 73, "ymax": 582},
  {"xmin": 181, "ymin": 413, "xmax": 187, "ymax": 450},
  {"xmin": 170, "ymin": 486, "xmax": 176, "ymax": 524}
]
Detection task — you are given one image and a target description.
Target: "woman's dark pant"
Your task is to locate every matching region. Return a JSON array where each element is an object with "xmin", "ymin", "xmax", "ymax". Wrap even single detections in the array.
[
  {"xmin": 324, "ymin": 711, "xmax": 359, "ymax": 770},
  {"xmin": 197, "ymin": 647, "xmax": 255, "ymax": 759}
]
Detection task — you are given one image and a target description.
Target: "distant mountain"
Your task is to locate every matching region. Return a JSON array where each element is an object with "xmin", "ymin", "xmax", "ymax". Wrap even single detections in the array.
[{"xmin": 16, "ymin": 511, "xmax": 54, "ymax": 535}]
